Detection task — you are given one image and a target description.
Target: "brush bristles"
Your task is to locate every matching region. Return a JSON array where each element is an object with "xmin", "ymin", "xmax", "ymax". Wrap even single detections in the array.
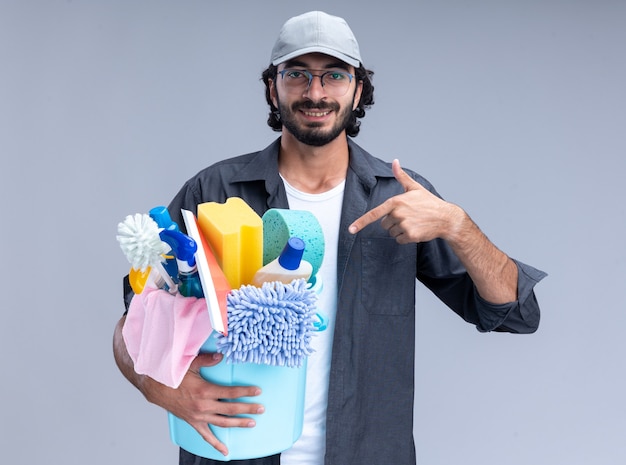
[{"xmin": 116, "ymin": 213, "xmax": 169, "ymax": 271}]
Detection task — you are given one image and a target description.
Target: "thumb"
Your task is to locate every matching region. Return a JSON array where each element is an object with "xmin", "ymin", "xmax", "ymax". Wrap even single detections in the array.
[
  {"xmin": 190, "ymin": 352, "xmax": 223, "ymax": 372},
  {"xmin": 392, "ymin": 159, "xmax": 420, "ymax": 192}
]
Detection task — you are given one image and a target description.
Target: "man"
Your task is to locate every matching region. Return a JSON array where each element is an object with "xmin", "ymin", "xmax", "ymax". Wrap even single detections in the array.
[{"xmin": 113, "ymin": 10, "xmax": 546, "ymax": 465}]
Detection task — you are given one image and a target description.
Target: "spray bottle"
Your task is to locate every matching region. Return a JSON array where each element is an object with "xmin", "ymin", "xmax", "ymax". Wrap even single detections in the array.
[
  {"xmin": 159, "ymin": 229, "xmax": 204, "ymax": 298},
  {"xmin": 149, "ymin": 206, "xmax": 180, "ymax": 283},
  {"xmin": 252, "ymin": 237, "xmax": 313, "ymax": 287}
]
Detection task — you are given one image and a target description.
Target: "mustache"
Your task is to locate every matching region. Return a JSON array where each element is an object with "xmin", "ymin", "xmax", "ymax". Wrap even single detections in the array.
[{"xmin": 293, "ymin": 100, "xmax": 339, "ymax": 111}]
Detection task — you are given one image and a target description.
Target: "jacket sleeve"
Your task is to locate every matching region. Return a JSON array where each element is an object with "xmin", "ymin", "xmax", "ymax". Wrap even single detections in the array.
[{"xmin": 416, "ymin": 238, "xmax": 547, "ymax": 333}]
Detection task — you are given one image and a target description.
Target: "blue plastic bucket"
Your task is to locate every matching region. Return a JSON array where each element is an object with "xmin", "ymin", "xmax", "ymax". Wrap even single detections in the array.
[{"xmin": 168, "ymin": 330, "xmax": 307, "ymax": 461}]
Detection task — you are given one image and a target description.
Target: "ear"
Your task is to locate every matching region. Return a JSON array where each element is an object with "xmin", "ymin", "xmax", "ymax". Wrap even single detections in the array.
[
  {"xmin": 352, "ymin": 79, "xmax": 364, "ymax": 111},
  {"xmin": 269, "ymin": 78, "xmax": 278, "ymax": 108}
]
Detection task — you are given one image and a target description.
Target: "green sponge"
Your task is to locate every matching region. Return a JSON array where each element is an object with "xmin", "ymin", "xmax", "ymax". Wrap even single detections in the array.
[{"xmin": 262, "ymin": 208, "xmax": 325, "ymax": 278}]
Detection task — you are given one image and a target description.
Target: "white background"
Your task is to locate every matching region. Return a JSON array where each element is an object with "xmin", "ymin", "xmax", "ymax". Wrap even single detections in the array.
[{"xmin": 1, "ymin": 1, "xmax": 624, "ymax": 464}]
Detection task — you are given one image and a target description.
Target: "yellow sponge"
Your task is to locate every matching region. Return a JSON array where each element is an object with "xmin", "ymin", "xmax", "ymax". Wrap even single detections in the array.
[{"xmin": 197, "ymin": 197, "xmax": 263, "ymax": 289}]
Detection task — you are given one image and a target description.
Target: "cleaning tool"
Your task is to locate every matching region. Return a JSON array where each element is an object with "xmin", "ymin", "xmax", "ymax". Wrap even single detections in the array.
[
  {"xmin": 169, "ymin": 200, "xmax": 325, "ymax": 461},
  {"xmin": 181, "ymin": 209, "xmax": 230, "ymax": 335},
  {"xmin": 123, "ymin": 286, "xmax": 213, "ymax": 388},
  {"xmin": 119, "ymin": 213, "xmax": 215, "ymax": 389},
  {"xmin": 112, "ymin": 199, "xmax": 320, "ymax": 460},
  {"xmin": 216, "ymin": 279, "xmax": 317, "ymax": 367},
  {"xmin": 149, "ymin": 206, "xmax": 180, "ymax": 282},
  {"xmin": 159, "ymin": 229, "xmax": 203, "ymax": 299},
  {"xmin": 149, "ymin": 205, "xmax": 180, "ymax": 232},
  {"xmin": 116, "ymin": 213, "xmax": 178, "ymax": 294},
  {"xmin": 261, "ymin": 208, "xmax": 324, "ymax": 279},
  {"xmin": 197, "ymin": 197, "xmax": 263, "ymax": 288},
  {"xmin": 128, "ymin": 267, "xmax": 153, "ymax": 294},
  {"xmin": 169, "ymin": 349, "xmax": 307, "ymax": 461},
  {"xmin": 169, "ymin": 279, "xmax": 315, "ymax": 461},
  {"xmin": 252, "ymin": 237, "xmax": 313, "ymax": 287}
]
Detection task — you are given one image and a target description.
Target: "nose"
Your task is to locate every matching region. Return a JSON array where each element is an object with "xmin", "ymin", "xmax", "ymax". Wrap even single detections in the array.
[{"xmin": 303, "ymin": 74, "xmax": 326, "ymax": 99}]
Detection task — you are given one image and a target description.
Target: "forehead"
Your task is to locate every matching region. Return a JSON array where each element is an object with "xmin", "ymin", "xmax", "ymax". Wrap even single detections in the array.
[{"xmin": 279, "ymin": 52, "xmax": 353, "ymax": 71}]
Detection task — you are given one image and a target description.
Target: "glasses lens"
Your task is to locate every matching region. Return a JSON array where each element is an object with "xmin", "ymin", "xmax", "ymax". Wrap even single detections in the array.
[
  {"xmin": 321, "ymin": 72, "xmax": 352, "ymax": 95},
  {"xmin": 280, "ymin": 69, "xmax": 353, "ymax": 96}
]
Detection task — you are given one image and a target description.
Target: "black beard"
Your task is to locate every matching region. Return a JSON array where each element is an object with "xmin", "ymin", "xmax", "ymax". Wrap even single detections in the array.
[{"xmin": 277, "ymin": 98, "xmax": 354, "ymax": 147}]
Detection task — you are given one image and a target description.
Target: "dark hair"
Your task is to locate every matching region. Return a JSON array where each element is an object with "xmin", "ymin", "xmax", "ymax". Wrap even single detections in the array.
[{"xmin": 261, "ymin": 64, "xmax": 375, "ymax": 137}]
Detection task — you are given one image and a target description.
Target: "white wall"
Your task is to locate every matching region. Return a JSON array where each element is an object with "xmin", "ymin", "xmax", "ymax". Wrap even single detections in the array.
[{"xmin": 1, "ymin": 1, "xmax": 624, "ymax": 464}]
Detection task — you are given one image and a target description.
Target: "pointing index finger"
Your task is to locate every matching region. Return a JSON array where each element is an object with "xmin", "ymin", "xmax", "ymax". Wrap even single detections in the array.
[
  {"xmin": 348, "ymin": 200, "xmax": 393, "ymax": 234},
  {"xmin": 348, "ymin": 159, "xmax": 419, "ymax": 235}
]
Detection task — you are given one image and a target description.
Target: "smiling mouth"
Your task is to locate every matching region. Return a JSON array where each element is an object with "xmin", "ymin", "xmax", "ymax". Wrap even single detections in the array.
[{"xmin": 302, "ymin": 110, "xmax": 330, "ymax": 117}]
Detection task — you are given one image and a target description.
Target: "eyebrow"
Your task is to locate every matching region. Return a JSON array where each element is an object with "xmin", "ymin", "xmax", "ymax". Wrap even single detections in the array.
[{"xmin": 282, "ymin": 58, "xmax": 351, "ymax": 72}]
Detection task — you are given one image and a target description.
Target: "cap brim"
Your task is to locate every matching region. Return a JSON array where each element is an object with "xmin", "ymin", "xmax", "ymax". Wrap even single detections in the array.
[{"xmin": 272, "ymin": 46, "xmax": 360, "ymax": 68}]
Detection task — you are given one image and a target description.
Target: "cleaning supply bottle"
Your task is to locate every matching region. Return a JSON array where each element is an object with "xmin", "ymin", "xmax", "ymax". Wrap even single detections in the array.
[
  {"xmin": 159, "ymin": 229, "xmax": 204, "ymax": 298},
  {"xmin": 252, "ymin": 237, "xmax": 313, "ymax": 287},
  {"xmin": 149, "ymin": 206, "xmax": 180, "ymax": 283}
]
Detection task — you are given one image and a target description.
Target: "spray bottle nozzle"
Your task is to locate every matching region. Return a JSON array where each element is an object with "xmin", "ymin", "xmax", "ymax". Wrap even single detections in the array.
[
  {"xmin": 159, "ymin": 229, "xmax": 197, "ymax": 270},
  {"xmin": 149, "ymin": 206, "xmax": 180, "ymax": 231}
]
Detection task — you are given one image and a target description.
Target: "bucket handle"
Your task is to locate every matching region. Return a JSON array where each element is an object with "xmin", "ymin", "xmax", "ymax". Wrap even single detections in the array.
[{"xmin": 313, "ymin": 312, "xmax": 328, "ymax": 331}]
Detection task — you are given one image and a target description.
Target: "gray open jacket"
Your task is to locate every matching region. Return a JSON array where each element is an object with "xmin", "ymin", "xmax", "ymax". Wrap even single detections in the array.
[{"xmin": 142, "ymin": 137, "xmax": 545, "ymax": 465}]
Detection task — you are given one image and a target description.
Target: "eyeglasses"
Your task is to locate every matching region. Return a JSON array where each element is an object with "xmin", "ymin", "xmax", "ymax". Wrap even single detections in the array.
[{"xmin": 277, "ymin": 68, "xmax": 355, "ymax": 96}]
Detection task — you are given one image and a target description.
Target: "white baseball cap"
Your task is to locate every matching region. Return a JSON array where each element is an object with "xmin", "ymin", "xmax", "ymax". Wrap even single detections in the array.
[{"xmin": 270, "ymin": 11, "xmax": 362, "ymax": 68}]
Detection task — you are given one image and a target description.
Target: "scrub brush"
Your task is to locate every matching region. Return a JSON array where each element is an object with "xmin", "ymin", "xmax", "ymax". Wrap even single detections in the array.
[{"xmin": 117, "ymin": 213, "xmax": 178, "ymax": 294}]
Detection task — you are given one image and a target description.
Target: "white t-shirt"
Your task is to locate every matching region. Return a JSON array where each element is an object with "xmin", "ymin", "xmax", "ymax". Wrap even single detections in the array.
[{"xmin": 279, "ymin": 177, "xmax": 344, "ymax": 465}]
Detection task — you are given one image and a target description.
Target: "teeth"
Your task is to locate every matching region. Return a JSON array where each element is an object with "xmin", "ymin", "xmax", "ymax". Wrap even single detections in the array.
[{"xmin": 303, "ymin": 111, "xmax": 329, "ymax": 117}]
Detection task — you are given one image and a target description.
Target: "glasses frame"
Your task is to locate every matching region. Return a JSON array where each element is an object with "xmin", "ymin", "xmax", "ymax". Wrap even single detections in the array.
[{"xmin": 277, "ymin": 68, "xmax": 355, "ymax": 96}]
